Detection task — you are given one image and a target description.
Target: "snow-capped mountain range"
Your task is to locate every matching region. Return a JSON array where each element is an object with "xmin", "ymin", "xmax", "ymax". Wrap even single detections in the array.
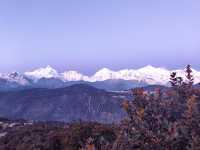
[
  {"xmin": 24, "ymin": 65, "xmax": 200, "ymax": 84},
  {"xmin": 0, "ymin": 65, "xmax": 200, "ymax": 90}
]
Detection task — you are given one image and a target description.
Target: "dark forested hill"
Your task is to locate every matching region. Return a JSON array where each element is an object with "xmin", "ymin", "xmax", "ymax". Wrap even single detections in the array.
[{"xmin": 0, "ymin": 84, "xmax": 129, "ymax": 123}]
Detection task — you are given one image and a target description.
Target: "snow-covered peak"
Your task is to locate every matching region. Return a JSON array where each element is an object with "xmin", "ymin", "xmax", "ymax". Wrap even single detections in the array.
[
  {"xmin": 139, "ymin": 65, "xmax": 155, "ymax": 70},
  {"xmin": 91, "ymin": 68, "xmax": 116, "ymax": 81},
  {"xmin": 0, "ymin": 72, "xmax": 30, "ymax": 85},
  {"xmin": 95, "ymin": 68, "xmax": 113, "ymax": 74},
  {"xmin": 61, "ymin": 71, "xmax": 88, "ymax": 81},
  {"xmin": 24, "ymin": 65, "xmax": 59, "ymax": 80},
  {"xmin": 137, "ymin": 65, "xmax": 167, "ymax": 73}
]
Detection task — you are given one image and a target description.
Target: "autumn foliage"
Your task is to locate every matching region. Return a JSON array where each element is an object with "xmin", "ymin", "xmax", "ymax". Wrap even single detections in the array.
[{"xmin": 114, "ymin": 64, "xmax": 200, "ymax": 150}]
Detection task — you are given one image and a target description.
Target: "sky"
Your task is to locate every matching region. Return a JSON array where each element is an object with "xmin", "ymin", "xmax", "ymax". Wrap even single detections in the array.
[{"xmin": 0, "ymin": 0, "xmax": 200, "ymax": 74}]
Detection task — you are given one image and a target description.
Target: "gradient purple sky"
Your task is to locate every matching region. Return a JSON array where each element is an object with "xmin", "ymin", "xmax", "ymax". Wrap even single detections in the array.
[{"xmin": 0, "ymin": 0, "xmax": 200, "ymax": 74}]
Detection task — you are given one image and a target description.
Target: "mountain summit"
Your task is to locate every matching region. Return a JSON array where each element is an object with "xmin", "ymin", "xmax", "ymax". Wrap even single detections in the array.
[{"xmin": 24, "ymin": 65, "xmax": 59, "ymax": 80}]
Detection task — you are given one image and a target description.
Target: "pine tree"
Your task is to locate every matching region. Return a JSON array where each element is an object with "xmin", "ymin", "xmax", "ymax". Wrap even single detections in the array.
[
  {"xmin": 170, "ymin": 72, "xmax": 178, "ymax": 87},
  {"xmin": 185, "ymin": 64, "xmax": 194, "ymax": 86}
]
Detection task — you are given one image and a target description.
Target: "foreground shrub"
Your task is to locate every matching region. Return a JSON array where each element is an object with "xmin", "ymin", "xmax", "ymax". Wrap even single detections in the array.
[{"xmin": 113, "ymin": 65, "xmax": 200, "ymax": 150}]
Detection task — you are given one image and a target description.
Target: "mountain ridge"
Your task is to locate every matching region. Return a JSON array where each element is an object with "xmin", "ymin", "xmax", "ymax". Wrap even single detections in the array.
[
  {"xmin": 0, "ymin": 65, "xmax": 199, "ymax": 91},
  {"xmin": 24, "ymin": 65, "xmax": 200, "ymax": 84},
  {"xmin": 0, "ymin": 84, "xmax": 127, "ymax": 123}
]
